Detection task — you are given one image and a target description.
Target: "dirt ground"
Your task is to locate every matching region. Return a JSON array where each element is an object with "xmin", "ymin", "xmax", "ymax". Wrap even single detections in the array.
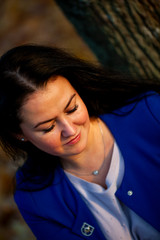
[{"xmin": 0, "ymin": 1, "xmax": 96, "ymax": 239}]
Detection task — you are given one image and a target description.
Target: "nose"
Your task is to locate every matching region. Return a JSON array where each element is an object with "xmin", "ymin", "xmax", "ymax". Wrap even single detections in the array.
[{"xmin": 60, "ymin": 117, "xmax": 76, "ymax": 138}]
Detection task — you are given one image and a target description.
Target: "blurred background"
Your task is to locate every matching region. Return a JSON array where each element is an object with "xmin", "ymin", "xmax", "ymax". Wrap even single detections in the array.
[{"xmin": 0, "ymin": 0, "xmax": 96, "ymax": 239}]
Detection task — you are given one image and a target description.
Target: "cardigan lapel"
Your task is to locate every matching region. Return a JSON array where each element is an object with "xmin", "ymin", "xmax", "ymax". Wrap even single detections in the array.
[
  {"xmin": 56, "ymin": 167, "xmax": 106, "ymax": 240},
  {"xmin": 100, "ymin": 94, "xmax": 160, "ymax": 232}
]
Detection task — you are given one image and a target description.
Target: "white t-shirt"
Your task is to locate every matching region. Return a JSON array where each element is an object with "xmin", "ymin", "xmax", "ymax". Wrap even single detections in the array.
[{"xmin": 65, "ymin": 142, "xmax": 160, "ymax": 240}]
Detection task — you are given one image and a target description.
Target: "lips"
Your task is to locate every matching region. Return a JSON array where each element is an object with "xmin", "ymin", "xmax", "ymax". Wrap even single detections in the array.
[{"xmin": 65, "ymin": 133, "xmax": 81, "ymax": 145}]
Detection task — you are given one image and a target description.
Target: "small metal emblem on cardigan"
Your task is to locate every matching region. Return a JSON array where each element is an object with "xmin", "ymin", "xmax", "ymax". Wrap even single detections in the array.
[{"xmin": 81, "ymin": 222, "xmax": 95, "ymax": 236}]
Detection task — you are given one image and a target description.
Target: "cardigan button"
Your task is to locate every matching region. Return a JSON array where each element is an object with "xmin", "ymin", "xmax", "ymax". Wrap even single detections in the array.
[{"xmin": 127, "ymin": 190, "xmax": 133, "ymax": 196}]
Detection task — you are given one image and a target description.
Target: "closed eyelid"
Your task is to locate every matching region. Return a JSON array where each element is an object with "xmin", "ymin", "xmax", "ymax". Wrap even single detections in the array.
[
  {"xmin": 41, "ymin": 104, "xmax": 78, "ymax": 132},
  {"xmin": 66, "ymin": 104, "xmax": 78, "ymax": 114},
  {"xmin": 33, "ymin": 93, "xmax": 76, "ymax": 129},
  {"xmin": 42, "ymin": 123, "xmax": 55, "ymax": 133},
  {"xmin": 64, "ymin": 93, "xmax": 76, "ymax": 110}
]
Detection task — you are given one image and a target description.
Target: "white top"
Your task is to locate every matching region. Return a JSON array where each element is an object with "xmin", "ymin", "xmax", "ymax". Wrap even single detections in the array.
[{"xmin": 65, "ymin": 142, "xmax": 160, "ymax": 240}]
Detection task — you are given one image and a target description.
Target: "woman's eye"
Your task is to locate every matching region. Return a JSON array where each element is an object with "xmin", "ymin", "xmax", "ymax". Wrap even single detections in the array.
[
  {"xmin": 67, "ymin": 104, "xmax": 78, "ymax": 114},
  {"xmin": 42, "ymin": 105, "xmax": 78, "ymax": 133},
  {"xmin": 43, "ymin": 124, "xmax": 55, "ymax": 133}
]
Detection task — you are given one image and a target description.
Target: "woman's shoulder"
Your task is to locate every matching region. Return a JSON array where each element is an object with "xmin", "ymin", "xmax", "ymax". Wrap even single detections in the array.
[
  {"xmin": 103, "ymin": 91, "xmax": 160, "ymax": 116},
  {"xmin": 100, "ymin": 91, "xmax": 160, "ymax": 133},
  {"xmin": 144, "ymin": 91, "xmax": 160, "ymax": 124},
  {"xmin": 15, "ymin": 158, "xmax": 56, "ymax": 192}
]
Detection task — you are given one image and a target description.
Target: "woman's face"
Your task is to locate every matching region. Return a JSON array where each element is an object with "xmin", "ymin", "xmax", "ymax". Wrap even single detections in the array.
[{"xmin": 19, "ymin": 76, "xmax": 90, "ymax": 159}]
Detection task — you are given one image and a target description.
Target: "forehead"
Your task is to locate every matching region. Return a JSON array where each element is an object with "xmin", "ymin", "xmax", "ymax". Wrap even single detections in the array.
[{"xmin": 20, "ymin": 76, "xmax": 75, "ymax": 123}]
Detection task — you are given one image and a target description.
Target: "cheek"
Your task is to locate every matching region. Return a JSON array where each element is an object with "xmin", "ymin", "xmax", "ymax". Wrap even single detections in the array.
[
  {"xmin": 43, "ymin": 132, "xmax": 61, "ymax": 148},
  {"xmin": 34, "ymin": 131, "xmax": 60, "ymax": 147},
  {"xmin": 81, "ymin": 111, "xmax": 90, "ymax": 128},
  {"xmin": 77, "ymin": 102, "xmax": 90, "ymax": 125},
  {"xmin": 28, "ymin": 132, "xmax": 62, "ymax": 155},
  {"xmin": 21, "ymin": 125, "xmax": 61, "ymax": 150}
]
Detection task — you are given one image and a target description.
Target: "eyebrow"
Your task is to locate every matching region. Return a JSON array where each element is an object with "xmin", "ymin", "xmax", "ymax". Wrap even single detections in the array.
[{"xmin": 33, "ymin": 93, "xmax": 76, "ymax": 129}]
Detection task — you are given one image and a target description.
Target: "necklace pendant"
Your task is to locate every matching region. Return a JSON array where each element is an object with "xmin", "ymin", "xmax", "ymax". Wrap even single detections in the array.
[{"xmin": 92, "ymin": 170, "xmax": 99, "ymax": 176}]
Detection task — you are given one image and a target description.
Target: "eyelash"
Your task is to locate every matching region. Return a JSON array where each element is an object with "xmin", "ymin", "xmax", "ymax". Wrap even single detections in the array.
[
  {"xmin": 67, "ymin": 104, "xmax": 78, "ymax": 114},
  {"xmin": 43, "ymin": 104, "xmax": 78, "ymax": 133}
]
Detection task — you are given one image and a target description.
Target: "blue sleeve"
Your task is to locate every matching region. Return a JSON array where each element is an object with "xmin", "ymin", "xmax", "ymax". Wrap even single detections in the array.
[
  {"xmin": 17, "ymin": 208, "xmax": 83, "ymax": 240},
  {"xmin": 145, "ymin": 92, "xmax": 160, "ymax": 124},
  {"xmin": 14, "ymin": 192, "xmax": 83, "ymax": 240}
]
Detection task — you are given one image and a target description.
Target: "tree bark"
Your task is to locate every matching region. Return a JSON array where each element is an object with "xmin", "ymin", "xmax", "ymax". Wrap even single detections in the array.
[{"xmin": 55, "ymin": 0, "xmax": 160, "ymax": 79}]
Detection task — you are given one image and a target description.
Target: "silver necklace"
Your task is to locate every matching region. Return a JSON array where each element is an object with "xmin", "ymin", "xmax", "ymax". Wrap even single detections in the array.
[
  {"xmin": 92, "ymin": 119, "xmax": 105, "ymax": 176},
  {"xmin": 64, "ymin": 119, "xmax": 105, "ymax": 176}
]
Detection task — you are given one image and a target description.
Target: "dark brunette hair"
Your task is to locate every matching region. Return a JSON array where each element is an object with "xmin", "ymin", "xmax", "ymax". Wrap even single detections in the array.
[{"xmin": 0, "ymin": 44, "xmax": 159, "ymax": 188}]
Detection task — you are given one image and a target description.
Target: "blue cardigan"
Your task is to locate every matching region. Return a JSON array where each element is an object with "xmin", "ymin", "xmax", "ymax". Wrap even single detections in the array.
[{"xmin": 14, "ymin": 92, "xmax": 160, "ymax": 239}]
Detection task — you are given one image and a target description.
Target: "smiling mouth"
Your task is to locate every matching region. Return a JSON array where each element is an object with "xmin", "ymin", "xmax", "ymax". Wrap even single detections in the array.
[{"xmin": 65, "ymin": 133, "xmax": 81, "ymax": 145}]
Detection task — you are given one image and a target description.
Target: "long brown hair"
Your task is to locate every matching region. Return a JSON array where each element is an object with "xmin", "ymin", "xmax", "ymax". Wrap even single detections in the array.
[{"xmin": 0, "ymin": 44, "xmax": 159, "ymax": 189}]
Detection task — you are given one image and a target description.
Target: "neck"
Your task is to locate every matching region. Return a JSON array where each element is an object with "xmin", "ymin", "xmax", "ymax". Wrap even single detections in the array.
[{"xmin": 61, "ymin": 118, "xmax": 114, "ymax": 178}]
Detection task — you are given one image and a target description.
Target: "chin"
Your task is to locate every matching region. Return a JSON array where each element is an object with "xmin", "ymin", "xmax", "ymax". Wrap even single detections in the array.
[{"xmin": 71, "ymin": 138, "xmax": 88, "ymax": 156}]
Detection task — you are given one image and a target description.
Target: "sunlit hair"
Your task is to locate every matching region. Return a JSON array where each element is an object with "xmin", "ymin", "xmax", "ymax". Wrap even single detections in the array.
[{"xmin": 0, "ymin": 44, "xmax": 159, "ymax": 171}]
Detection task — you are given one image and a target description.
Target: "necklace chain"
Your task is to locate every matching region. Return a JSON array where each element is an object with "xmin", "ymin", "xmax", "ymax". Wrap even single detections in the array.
[
  {"xmin": 92, "ymin": 119, "xmax": 105, "ymax": 176},
  {"xmin": 64, "ymin": 119, "xmax": 105, "ymax": 177}
]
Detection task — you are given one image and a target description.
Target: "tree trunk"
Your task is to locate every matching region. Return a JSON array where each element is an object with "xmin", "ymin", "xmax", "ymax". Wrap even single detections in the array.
[{"xmin": 55, "ymin": 0, "xmax": 160, "ymax": 79}]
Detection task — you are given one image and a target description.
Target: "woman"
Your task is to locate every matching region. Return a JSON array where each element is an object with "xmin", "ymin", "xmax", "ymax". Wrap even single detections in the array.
[{"xmin": 0, "ymin": 44, "xmax": 160, "ymax": 240}]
